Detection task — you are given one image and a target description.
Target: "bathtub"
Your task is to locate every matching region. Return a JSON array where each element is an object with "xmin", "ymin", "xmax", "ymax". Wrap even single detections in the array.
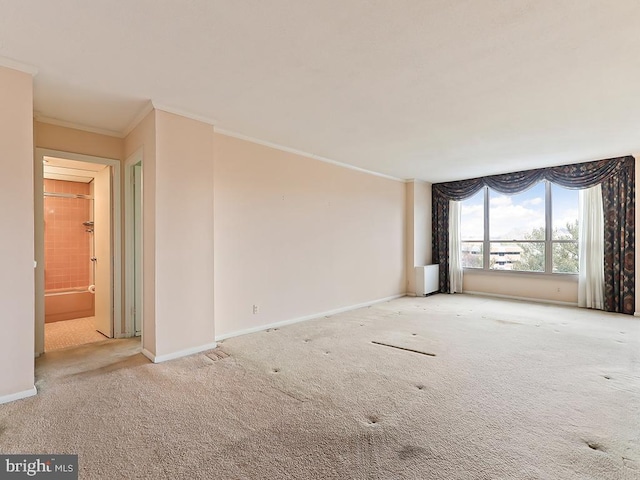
[{"xmin": 44, "ymin": 288, "xmax": 95, "ymax": 323}]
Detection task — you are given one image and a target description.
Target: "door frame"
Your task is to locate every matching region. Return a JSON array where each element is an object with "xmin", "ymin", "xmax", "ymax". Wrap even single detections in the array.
[
  {"xmin": 34, "ymin": 148, "xmax": 122, "ymax": 355},
  {"xmin": 124, "ymin": 148, "xmax": 143, "ymax": 339}
]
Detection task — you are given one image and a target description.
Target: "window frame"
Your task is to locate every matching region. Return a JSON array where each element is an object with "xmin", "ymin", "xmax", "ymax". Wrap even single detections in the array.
[{"xmin": 461, "ymin": 180, "xmax": 579, "ymax": 275}]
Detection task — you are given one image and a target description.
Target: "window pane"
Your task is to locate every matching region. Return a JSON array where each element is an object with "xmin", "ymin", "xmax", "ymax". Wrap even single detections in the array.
[
  {"xmin": 461, "ymin": 242, "xmax": 483, "ymax": 268},
  {"xmin": 552, "ymin": 184, "xmax": 579, "ymax": 241},
  {"xmin": 461, "ymin": 189, "xmax": 484, "ymax": 241},
  {"xmin": 553, "ymin": 242, "xmax": 578, "ymax": 273},
  {"xmin": 489, "ymin": 242, "xmax": 545, "ymax": 272},
  {"xmin": 489, "ymin": 183, "xmax": 545, "ymax": 240}
]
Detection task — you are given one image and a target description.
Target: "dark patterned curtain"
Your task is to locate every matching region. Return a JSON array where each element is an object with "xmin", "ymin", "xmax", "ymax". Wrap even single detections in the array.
[
  {"xmin": 432, "ymin": 156, "xmax": 635, "ymax": 314},
  {"xmin": 602, "ymin": 161, "xmax": 635, "ymax": 313}
]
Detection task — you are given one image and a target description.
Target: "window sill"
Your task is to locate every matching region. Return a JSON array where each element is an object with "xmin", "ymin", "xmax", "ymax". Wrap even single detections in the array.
[{"xmin": 463, "ymin": 268, "xmax": 578, "ymax": 280}]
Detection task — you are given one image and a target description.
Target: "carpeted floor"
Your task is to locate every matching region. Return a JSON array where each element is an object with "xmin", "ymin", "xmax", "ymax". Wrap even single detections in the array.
[
  {"xmin": 1, "ymin": 294, "xmax": 638, "ymax": 479},
  {"xmin": 45, "ymin": 317, "xmax": 108, "ymax": 351}
]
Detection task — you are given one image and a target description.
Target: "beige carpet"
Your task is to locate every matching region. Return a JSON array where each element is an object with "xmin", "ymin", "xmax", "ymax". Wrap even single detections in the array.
[
  {"xmin": 45, "ymin": 317, "xmax": 108, "ymax": 351},
  {"xmin": 1, "ymin": 295, "xmax": 638, "ymax": 479}
]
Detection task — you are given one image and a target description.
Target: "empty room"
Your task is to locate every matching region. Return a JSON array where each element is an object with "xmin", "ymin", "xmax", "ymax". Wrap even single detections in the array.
[{"xmin": 0, "ymin": 1, "xmax": 638, "ymax": 479}]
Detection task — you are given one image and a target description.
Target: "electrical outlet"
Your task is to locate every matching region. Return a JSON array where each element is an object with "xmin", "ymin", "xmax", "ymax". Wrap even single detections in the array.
[{"xmin": 253, "ymin": 304, "xmax": 259, "ymax": 314}]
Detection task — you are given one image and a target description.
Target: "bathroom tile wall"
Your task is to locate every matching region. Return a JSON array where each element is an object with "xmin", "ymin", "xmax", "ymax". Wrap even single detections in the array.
[{"xmin": 44, "ymin": 179, "xmax": 92, "ymax": 291}]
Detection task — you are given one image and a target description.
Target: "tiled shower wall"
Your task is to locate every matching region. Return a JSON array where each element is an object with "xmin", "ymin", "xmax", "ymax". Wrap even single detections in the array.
[{"xmin": 44, "ymin": 179, "xmax": 93, "ymax": 291}]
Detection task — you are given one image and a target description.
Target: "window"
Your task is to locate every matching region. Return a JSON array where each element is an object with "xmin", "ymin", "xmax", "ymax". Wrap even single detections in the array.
[
  {"xmin": 551, "ymin": 184, "xmax": 579, "ymax": 273},
  {"xmin": 460, "ymin": 189, "xmax": 484, "ymax": 269},
  {"xmin": 489, "ymin": 182, "xmax": 546, "ymax": 272},
  {"xmin": 460, "ymin": 181, "xmax": 579, "ymax": 273}
]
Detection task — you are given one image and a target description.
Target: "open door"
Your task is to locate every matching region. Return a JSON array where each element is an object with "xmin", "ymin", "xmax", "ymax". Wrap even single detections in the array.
[{"xmin": 94, "ymin": 165, "xmax": 113, "ymax": 337}]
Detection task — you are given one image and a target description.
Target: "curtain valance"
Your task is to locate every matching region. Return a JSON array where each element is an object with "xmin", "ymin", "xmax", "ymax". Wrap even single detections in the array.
[{"xmin": 433, "ymin": 156, "xmax": 633, "ymax": 201}]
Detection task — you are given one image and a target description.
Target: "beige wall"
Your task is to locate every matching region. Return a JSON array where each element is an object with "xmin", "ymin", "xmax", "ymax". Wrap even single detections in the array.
[
  {"xmin": 414, "ymin": 182, "xmax": 432, "ymax": 267},
  {"xmin": 0, "ymin": 67, "xmax": 35, "ymax": 401},
  {"xmin": 213, "ymin": 133, "xmax": 406, "ymax": 338},
  {"xmin": 154, "ymin": 111, "xmax": 215, "ymax": 356},
  {"xmin": 406, "ymin": 180, "xmax": 432, "ymax": 294},
  {"xmin": 405, "ymin": 182, "xmax": 415, "ymax": 293},
  {"xmin": 463, "ymin": 271, "xmax": 578, "ymax": 304},
  {"xmin": 124, "ymin": 110, "xmax": 157, "ymax": 354},
  {"xmin": 34, "ymin": 121, "xmax": 123, "ymax": 160}
]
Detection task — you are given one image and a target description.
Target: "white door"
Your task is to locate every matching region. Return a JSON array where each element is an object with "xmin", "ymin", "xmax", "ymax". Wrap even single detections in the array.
[
  {"xmin": 133, "ymin": 163, "xmax": 143, "ymax": 336},
  {"xmin": 94, "ymin": 165, "xmax": 113, "ymax": 337}
]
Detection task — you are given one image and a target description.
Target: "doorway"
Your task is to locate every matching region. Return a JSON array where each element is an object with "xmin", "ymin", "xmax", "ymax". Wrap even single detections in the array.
[
  {"xmin": 124, "ymin": 149, "xmax": 143, "ymax": 339},
  {"xmin": 35, "ymin": 149, "xmax": 123, "ymax": 355}
]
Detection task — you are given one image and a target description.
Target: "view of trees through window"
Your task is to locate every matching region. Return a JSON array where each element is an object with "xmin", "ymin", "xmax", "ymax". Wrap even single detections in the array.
[{"xmin": 460, "ymin": 181, "xmax": 579, "ymax": 273}]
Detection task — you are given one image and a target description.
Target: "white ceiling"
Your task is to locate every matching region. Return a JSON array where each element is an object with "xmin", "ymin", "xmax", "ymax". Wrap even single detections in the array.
[{"xmin": 2, "ymin": 1, "xmax": 640, "ymax": 182}]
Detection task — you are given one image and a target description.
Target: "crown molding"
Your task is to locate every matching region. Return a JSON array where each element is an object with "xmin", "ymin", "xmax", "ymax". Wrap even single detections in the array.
[
  {"xmin": 152, "ymin": 102, "xmax": 403, "ymax": 182},
  {"xmin": 34, "ymin": 113, "xmax": 124, "ymax": 138},
  {"xmin": 404, "ymin": 178, "xmax": 430, "ymax": 184},
  {"xmin": 214, "ymin": 128, "xmax": 405, "ymax": 183},
  {"xmin": 34, "ymin": 98, "xmax": 409, "ymax": 183},
  {"xmin": 152, "ymin": 102, "xmax": 218, "ymax": 126},
  {"xmin": 122, "ymin": 101, "xmax": 154, "ymax": 137},
  {"xmin": 0, "ymin": 56, "xmax": 38, "ymax": 76}
]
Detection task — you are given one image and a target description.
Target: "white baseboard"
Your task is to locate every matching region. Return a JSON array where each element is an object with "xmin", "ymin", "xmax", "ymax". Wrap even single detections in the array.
[
  {"xmin": 463, "ymin": 290, "xmax": 578, "ymax": 307},
  {"xmin": 0, "ymin": 386, "xmax": 37, "ymax": 405},
  {"xmin": 141, "ymin": 341, "xmax": 218, "ymax": 364},
  {"xmin": 141, "ymin": 348, "xmax": 155, "ymax": 362},
  {"xmin": 215, "ymin": 293, "xmax": 406, "ymax": 341}
]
